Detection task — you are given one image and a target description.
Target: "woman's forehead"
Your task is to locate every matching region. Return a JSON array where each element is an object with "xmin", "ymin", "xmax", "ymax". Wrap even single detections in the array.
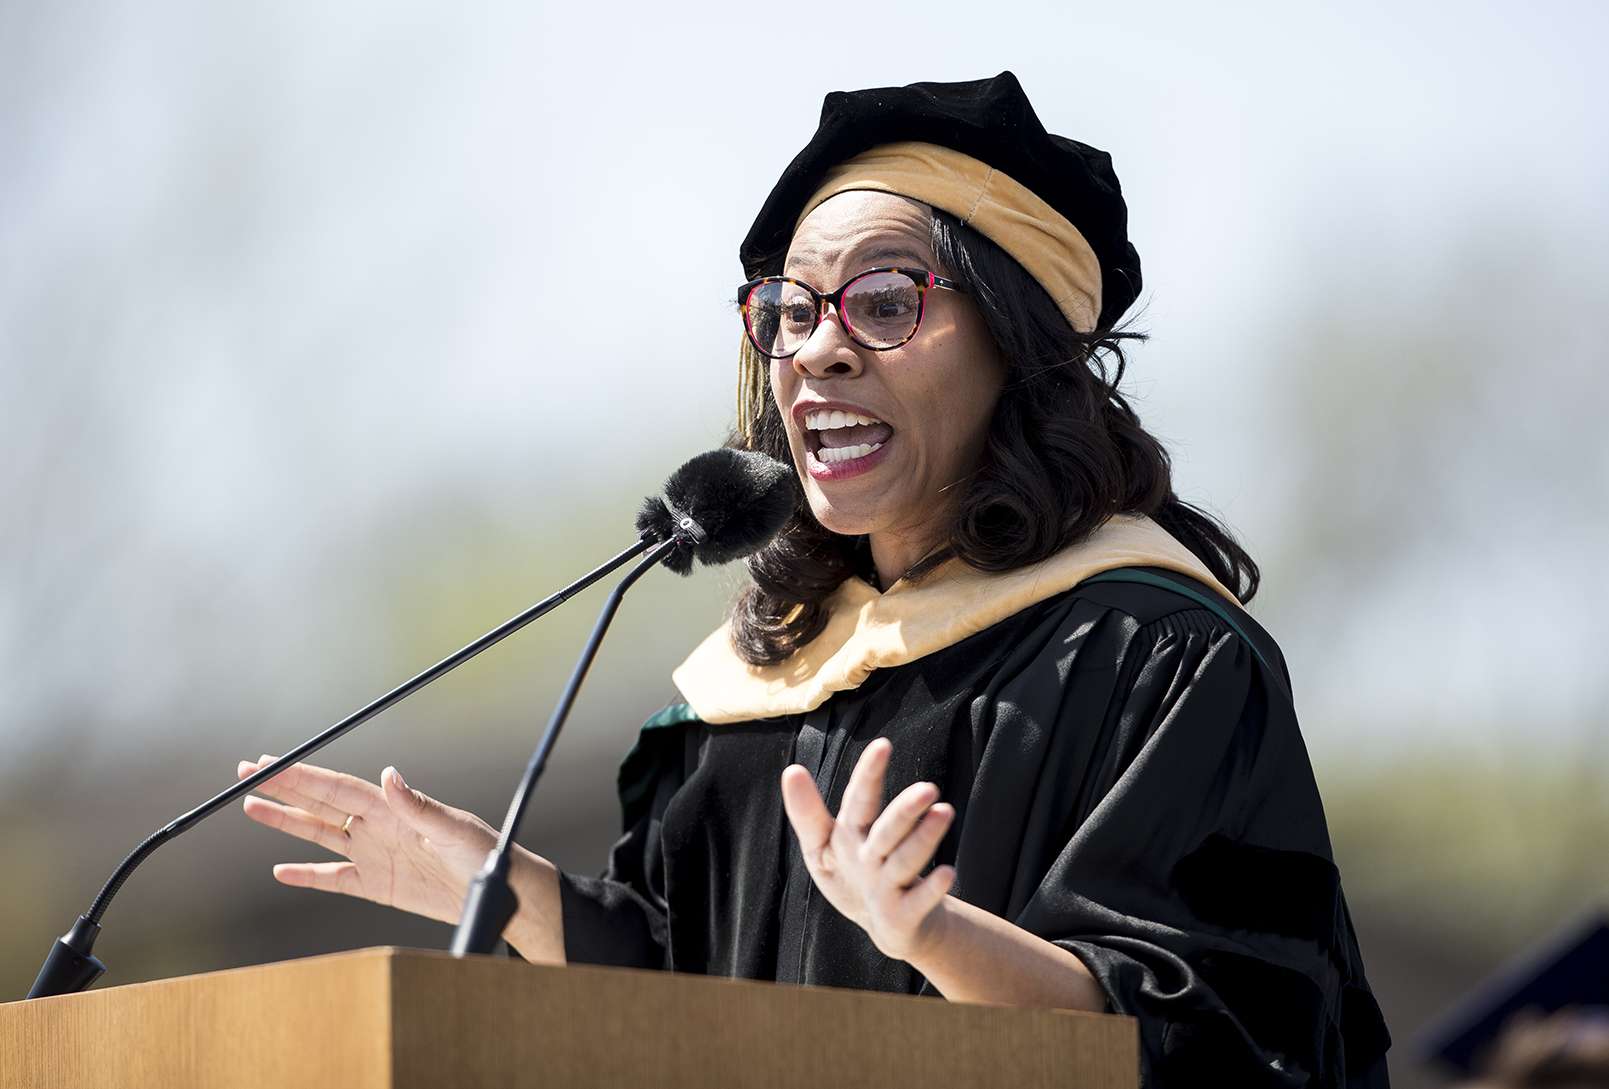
[{"xmin": 783, "ymin": 191, "xmax": 935, "ymax": 278}]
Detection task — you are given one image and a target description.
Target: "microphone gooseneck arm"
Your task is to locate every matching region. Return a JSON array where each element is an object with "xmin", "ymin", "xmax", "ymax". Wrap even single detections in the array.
[
  {"xmin": 26, "ymin": 534, "xmax": 657, "ymax": 1000},
  {"xmin": 450, "ymin": 535, "xmax": 682, "ymax": 956}
]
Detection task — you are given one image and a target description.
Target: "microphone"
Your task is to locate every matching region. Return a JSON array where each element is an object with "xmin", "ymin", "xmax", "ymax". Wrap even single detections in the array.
[
  {"xmin": 634, "ymin": 448, "xmax": 795, "ymax": 573},
  {"xmin": 25, "ymin": 448, "xmax": 794, "ymax": 1000},
  {"xmin": 449, "ymin": 448, "xmax": 793, "ymax": 956}
]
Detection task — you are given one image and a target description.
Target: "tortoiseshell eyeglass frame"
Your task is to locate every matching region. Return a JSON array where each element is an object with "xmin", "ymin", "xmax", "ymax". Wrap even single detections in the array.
[{"xmin": 738, "ymin": 266, "xmax": 964, "ymax": 360}]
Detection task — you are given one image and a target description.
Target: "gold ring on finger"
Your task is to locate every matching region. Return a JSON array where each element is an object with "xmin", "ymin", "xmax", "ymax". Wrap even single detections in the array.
[{"xmin": 341, "ymin": 814, "xmax": 357, "ymax": 836}]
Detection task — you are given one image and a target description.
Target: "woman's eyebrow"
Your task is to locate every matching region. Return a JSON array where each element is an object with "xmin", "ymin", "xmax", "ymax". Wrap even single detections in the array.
[
  {"xmin": 857, "ymin": 244, "xmax": 931, "ymax": 266},
  {"xmin": 784, "ymin": 243, "xmax": 935, "ymax": 278},
  {"xmin": 787, "ymin": 248, "xmax": 931, "ymax": 278}
]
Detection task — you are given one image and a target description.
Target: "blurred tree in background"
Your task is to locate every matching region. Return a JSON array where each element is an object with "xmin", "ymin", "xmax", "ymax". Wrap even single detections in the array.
[
  {"xmin": 1249, "ymin": 237, "xmax": 1609, "ymax": 1086},
  {"xmin": 1258, "ymin": 236, "xmax": 1609, "ymax": 959}
]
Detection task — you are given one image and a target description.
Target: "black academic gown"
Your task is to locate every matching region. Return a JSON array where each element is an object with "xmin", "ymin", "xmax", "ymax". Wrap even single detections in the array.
[{"xmin": 558, "ymin": 569, "xmax": 1391, "ymax": 1088}]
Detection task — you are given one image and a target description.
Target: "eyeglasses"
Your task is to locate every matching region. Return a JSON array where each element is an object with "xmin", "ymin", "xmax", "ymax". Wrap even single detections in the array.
[{"xmin": 739, "ymin": 267, "xmax": 963, "ymax": 360}]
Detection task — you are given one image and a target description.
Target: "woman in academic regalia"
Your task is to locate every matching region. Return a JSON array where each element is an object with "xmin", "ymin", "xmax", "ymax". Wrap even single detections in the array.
[{"xmin": 240, "ymin": 73, "xmax": 1392, "ymax": 1088}]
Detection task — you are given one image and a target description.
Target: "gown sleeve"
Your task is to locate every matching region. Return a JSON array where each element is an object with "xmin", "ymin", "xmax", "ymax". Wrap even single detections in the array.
[
  {"xmin": 962, "ymin": 583, "xmax": 1390, "ymax": 1089},
  {"xmin": 555, "ymin": 705, "xmax": 694, "ymax": 969}
]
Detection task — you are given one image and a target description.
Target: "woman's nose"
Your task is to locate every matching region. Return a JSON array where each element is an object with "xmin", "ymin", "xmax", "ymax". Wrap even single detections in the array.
[{"xmin": 791, "ymin": 306, "xmax": 864, "ymax": 379}]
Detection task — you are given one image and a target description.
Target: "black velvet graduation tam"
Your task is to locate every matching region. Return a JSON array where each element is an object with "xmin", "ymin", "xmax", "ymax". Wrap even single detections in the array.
[{"xmin": 739, "ymin": 71, "xmax": 1143, "ymax": 329}]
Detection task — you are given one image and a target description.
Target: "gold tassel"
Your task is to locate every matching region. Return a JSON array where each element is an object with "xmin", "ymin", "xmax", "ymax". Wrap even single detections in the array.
[{"xmin": 736, "ymin": 333, "xmax": 766, "ymax": 449}]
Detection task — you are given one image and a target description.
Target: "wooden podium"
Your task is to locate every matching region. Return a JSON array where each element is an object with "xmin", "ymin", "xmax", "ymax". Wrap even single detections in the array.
[{"xmin": 0, "ymin": 947, "xmax": 1136, "ymax": 1087}]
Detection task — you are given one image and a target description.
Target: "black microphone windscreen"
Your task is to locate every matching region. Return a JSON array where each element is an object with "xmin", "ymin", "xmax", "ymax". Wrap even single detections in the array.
[{"xmin": 635, "ymin": 449, "xmax": 795, "ymax": 574}]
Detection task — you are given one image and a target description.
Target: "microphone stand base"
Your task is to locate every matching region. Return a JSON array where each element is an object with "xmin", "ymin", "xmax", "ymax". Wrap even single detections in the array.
[{"xmin": 28, "ymin": 916, "xmax": 107, "ymax": 999}]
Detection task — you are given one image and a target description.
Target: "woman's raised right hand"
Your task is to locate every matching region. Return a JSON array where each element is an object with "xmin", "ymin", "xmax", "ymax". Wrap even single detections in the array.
[{"xmin": 237, "ymin": 758, "xmax": 564, "ymax": 962}]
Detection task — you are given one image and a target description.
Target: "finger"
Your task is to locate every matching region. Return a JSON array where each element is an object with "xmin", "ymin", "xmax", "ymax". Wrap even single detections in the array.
[
  {"xmin": 836, "ymin": 738, "xmax": 892, "ymax": 834},
  {"xmin": 863, "ymin": 780, "xmax": 941, "ymax": 861},
  {"xmin": 272, "ymin": 762, "xmax": 385, "ymax": 821},
  {"xmin": 882, "ymin": 802, "xmax": 954, "ymax": 888},
  {"xmin": 780, "ymin": 764, "xmax": 835, "ymax": 855},
  {"xmin": 238, "ymin": 756, "xmax": 333, "ymax": 817},
  {"xmin": 241, "ymin": 795, "xmax": 351, "ymax": 855},
  {"xmin": 902, "ymin": 863, "xmax": 956, "ymax": 921},
  {"xmin": 239, "ymin": 756, "xmax": 332, "ymax": 811},
  {"xmin": 272, "ymin": 860, "xmax": 364, "ymax": 897},
  {"xmin": 236, "ymin": 754, "xmax": 283, "ymax": 780},
  {"xmin": 243, "ymin": 758, "xmax": 386, "ymax": 825},
  {"xmin": 380, "ymin": 767, "xmax": 486, "ymax": 850},
  {"xmin": 238, "ymin": 756, "xmax": 284, "ymax": 785},
  {"xmin": 239, "ymin": 757, "xmax": 329, "ymax": 810}
]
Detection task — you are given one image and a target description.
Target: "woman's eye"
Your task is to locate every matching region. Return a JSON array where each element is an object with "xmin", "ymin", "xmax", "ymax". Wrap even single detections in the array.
[
  {"xmin": 853, "ymin": 291, "xmax": 917, "ymax": 322},
  {"xmin": 781, "ymin": 303, "xmax": 816, "ymax": 328}
]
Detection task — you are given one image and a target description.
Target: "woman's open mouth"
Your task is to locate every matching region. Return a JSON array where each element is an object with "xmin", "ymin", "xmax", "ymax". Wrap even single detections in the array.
[{"xmin": 802, "ymin": 407, "xmax": 894, "ymax": 478}]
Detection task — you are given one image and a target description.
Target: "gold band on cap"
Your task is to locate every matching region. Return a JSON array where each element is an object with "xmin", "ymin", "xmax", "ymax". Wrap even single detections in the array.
[{"xmin": 798, "ymin": 142, "xmax": 1103, "ymax": 334}]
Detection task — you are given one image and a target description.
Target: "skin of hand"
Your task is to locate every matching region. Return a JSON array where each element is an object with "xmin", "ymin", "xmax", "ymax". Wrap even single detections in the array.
[
  {"xmin": 237, "ymin": 757, "xmax": 565, "ymax": 963},
  {"xmin": 780, "ymin": 738, "xmax": 1107, "ymax": 1012}
]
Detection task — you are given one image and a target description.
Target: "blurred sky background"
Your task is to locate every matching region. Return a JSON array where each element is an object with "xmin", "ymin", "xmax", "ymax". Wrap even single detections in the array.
[{"xmin": 2, "ymin": 2, "xmax": 1607, "ymax": 1082}]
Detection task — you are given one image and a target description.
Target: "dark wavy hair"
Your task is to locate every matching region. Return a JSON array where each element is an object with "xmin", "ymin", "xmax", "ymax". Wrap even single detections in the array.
[{"xmin": 729, "ymin": 208, "xmax": 1259, "ymax": 666}]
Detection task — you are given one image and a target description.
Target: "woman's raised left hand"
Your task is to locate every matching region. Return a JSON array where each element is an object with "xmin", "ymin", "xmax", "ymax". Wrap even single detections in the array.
[
  {"xmin": 781, "ymin": 737, "xmax": 1107, "ymax": 1012},
  {"xmin": 780, "ymin": 737, "xmax": 956, "ymax": 962}
]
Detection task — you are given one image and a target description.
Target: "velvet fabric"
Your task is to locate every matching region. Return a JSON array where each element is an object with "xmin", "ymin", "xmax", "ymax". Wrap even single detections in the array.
[
  {"xmin": 739, "ymin": 71, "xmax": 1143, "ymax": 329},
  {"xmin": 559, "ymin": 572, "xmax": 1391, "ymax": 1088}
]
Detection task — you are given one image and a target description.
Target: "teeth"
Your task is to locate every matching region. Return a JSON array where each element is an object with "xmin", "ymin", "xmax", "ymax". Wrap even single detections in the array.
[
  {"xmin": 815, "ymin": 442, "xmax": 883, "ymax": 465},
  {"xmin": 805, "ymin": 409, "xmax": 883, "ymax": 430}
]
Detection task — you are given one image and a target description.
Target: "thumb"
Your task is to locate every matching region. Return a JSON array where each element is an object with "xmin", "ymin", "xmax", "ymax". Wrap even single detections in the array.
[
  {"xmin": 781, "ymin": 764, "xmax": 835, "ymax": 854},
  {"xmin": 381, "ymin": 767, "xmax": 458, "ymax": 838}
]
